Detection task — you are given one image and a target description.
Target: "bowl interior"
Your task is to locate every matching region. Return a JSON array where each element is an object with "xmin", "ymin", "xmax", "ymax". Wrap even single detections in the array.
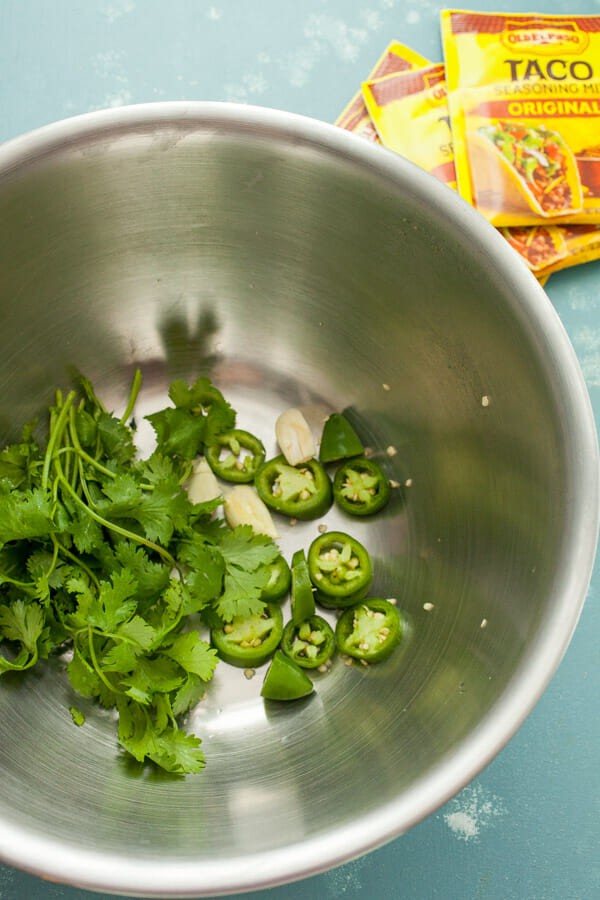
[{"xmin": 0, "ymin": 104, "xmax": 596, "ymax": 897}]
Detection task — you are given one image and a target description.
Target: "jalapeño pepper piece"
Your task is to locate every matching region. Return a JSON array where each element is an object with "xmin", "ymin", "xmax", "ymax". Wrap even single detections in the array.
[
  {"xmin": 314, "ymin": 586, "xmax": 368, "ymax": 610},
  {"xmin": 205, "ymin": 428, "xmax": 266, "ymax": 483},
  {"xmin": 281, "ymin": 615, "xmax": 335, "ymax": 669},
  {"xmin": 260, "ymin": 553, "xmax": 291, "ymax": 602},
  {"xmin": 261, "ymin": 650, "xmax": 314, "ymax": 700},
  {"xmin": 307, "ymin": 531, "xmax": 372, "ymax": 602},
  {"xmin": 291, "ymin": 548, "xmax": 316, "ymax": 624},
  {"xmin": 333, "ymin": 457, "xmax": 391, "ymax": 516},
  {"xmin": 335, "ymin": 598, "xmax": 402, "ymax": 663},
  {"xmin": 319, "ymin": 412, "xmax": 364, "ymax": 463},
  {"xmin": 210, "ymin": 603, "xmax": 283, "ymax": 668},
  {"xmin": 254, "ymin": 455, "xmax": 332, "ymax": 520}
]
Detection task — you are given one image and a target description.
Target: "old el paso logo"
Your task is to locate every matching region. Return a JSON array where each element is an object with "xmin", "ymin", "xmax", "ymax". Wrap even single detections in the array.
[
  {"xmin": 423, "ymin": 70, "xmax": 446, "ymax": 102},
  {"xmin": 501, "ymin": 19, "xmax": 589, "ymax": 56}
]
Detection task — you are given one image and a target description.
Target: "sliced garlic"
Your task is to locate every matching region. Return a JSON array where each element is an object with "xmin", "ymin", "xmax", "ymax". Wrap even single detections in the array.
[
  {"xmin": 224, "ymin": 485, "xmax": 279, "ymax": 539},
  {"xmin": 186, "ymin": 457, "xmax": 222, "ymax": 504},
  {"xmin": 275, "ymin": 407, "xmax": 315, "ymax": 466}
]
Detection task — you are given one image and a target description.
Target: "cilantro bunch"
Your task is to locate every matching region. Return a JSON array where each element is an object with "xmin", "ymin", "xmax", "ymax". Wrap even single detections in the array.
[{"xmin": 0, "ymin": 371, "xmax": 280, "ymax": 774}]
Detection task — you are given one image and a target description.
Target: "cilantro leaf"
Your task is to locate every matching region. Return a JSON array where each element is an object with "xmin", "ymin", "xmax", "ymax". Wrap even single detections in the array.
[
  {"xmin": 101, "ymin": 640, "xmax": 142, "ymax": 674},
  {"xmin": 96, "ymin": 473, "xmax": 142, "ymax": 516},
  {"xmin": 0, "ymin": 599, "xmax": 46, "ymax": 655},
  {"xmin": 117, "ymin": 698, "xmax": 205, "ymax": 773},
  {"xmin": 117, "ymin": 615, "xmax": 157, "ymax": 650},
  {"xmin": 96, "ymin": 411, "xmax": 136, "ymax": 465},
  {"xmin": 106, "ymin": 541, "xmax": 171, "ymax": 610},
  {"xmin": 166, "ymin": 379, "xmax": 195, "ymax": 409},
  {"xmin": 164, "ymin": 631, "xmax": 219, "ymax": 681},
  {"xmin": 216, "ymin": 565, "xmax": 270, "ymax": 622},
  {"xmin": 178, "ymin": 538, "xmax": 224, "ymax": 610},
  {"xmin": 171, "ymin": 674, "xmax": 206, "ymax": 717},
  {"xmin": 219, "ymin": 525, "xmax": 280, "ymax": 572},
  {"xmin": 90, "ymin": 572, "xmax": 138, "ymax": 632},
  {"xmin": 147, "ymin": 376, "xmax": 235, "ymax": 460},
  {"xmin": 0, "ymin": 424, "xmax": 41, "ymax": 490},
  {"xmin": 96, "ymin": 474, "xmax": 192, "ymax": 546},
  {"xmin": 67, "ymin": 647, "xmax": 105, "ymax": 699},
  {"xmin": 135, "ymin": 452, "xmax": 179, "ymax": 486},
  {"xmin": 141, "ymin": 579, "xmax": 189, "ymax": 646},
  {"xmin": 0, "ymin": 488, "xmax": 55, "ymax": 544},
  {"xmin": 64, "ymin": 576, "xmax": 96, "ymax": 631},
  {"xmin": 69, "ymin": 706, "xmax": 86, "ymax": 727},
  {"xmin": 169, "ymin": 376, "xmax": 230, "ymax": 414},
  {"xmin": 151, "ymin": 727, "xmax": 205, "ymax": 774},
  {"xmin": 67, "ymin": 571, "xmax": 138, "ymax": 633},
  {"xmin": 133, "ymin": 480, "xmax": 191, "ymax": 545},
  {"xmin": 145, "ymin": 408, "xmax": 206, "ymax": 460},
  {"xmin": 72, "ymin": 407, "xmax": 97, "ymax": 449},
  {"xmin": 116, "ymin": 697, "xmax": 151, "ymax": 760},
  {"xmin": 26, "ymin": 550, "xmax": 70, "ymax": 589},
  {"xmin": 121, "ymin": 656, "xmax": 185, "ymax": 704},
  {"xmin": 68, "ymin": 508, "xmax": 105, "ymax": 553},
  {"xmin": 214, "ymin": 525, "xmax": 280, "ymax": 621},
  {"xmin": 0, "ymin": 545, "xmax": 30, "ymax": 587}
]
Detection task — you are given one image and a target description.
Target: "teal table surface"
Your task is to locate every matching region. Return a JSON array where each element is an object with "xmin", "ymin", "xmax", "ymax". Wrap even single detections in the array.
[{"xmin": 0, "ymin": 2, "xmax": 598, "ymax": 899}]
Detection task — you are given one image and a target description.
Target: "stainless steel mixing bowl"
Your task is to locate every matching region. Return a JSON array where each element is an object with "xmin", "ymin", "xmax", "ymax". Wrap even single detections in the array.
[{"xmin": 0, "ymin": 103, "xmax": 597, "ymax": 898}]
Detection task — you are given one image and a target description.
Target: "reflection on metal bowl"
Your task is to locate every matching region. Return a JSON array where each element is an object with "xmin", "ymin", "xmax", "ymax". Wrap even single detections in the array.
[{"xmin": 0, "ymin": 102, "xmax": 597, "ymax": 898}]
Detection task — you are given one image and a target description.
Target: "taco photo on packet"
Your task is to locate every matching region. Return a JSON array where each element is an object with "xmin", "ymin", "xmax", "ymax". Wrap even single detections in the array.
[
  {"xmin": 442, "ymin": 10, "xmax": 600, "ymax": 226},
  {"xmin": 499, "ymin": 225, "xmax": 568, "ymax": 272},
  {"xmin": 467, "ymin": 120, "xmax": 583, "ymax": 220},
  {"xmin": 534, "ymin": 223, "xmax": 600, "ymax": 278}
]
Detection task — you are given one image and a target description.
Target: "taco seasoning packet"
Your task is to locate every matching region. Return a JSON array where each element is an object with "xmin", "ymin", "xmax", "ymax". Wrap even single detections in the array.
[
  {"xmin": 442, "ymin": 10, "xmax": 600, "ymax": 226},
  {"xmin": 335, "ymin": 41, "xmax": 430, "ymax": 141},
  {"xmin": 360, "ymin": 60, "xmax": 571, "ymax": 276},
  {"xmin": 337, "ymin": 35, "xmax": 600, "ymax": 282},
  {"xmin": 362, "ymin": 63, "xmax": 457, "ymax": 189}
]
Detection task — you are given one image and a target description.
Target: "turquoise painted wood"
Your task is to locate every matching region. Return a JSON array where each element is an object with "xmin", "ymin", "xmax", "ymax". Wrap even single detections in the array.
[{"xmin": 0, "ymin": 2, "xmax": 597, "ymax": 898}]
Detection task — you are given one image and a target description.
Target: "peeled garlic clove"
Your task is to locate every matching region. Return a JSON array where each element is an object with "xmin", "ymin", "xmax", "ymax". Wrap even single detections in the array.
[
  {"xmin": 186, "ymin": 457, "xmax": 222, "ymax": 503},
  {"xmin": 275, "ymin": 408, "xmax": 315, "ymax": 466},
  {"xmin": 224, "ymin": 485, "xmax": 279, "ymax": 539}
]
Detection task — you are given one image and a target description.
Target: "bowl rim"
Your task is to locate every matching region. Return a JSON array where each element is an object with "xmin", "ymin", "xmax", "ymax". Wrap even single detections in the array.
[{"xmin": 0, "ymin": 100, "xmax": 597, "ymax": 897}]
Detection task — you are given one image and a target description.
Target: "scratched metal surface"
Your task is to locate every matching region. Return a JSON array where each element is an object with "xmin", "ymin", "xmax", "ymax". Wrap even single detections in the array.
[{"xmin": 0, "ymin": 2, "xmax": 598, "ymax": 899}]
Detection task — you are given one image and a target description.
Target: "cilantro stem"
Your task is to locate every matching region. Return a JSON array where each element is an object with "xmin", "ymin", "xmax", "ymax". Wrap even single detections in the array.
[
  {"xmin": 67, "ymin": 406, "xmax": 116, "ymax": 481},
  {"xmin": 57, "ymin": 474, "xmax": 178, "ymax": 569},
  {"xmin": 90, "ymin": 626, "xmax": 138, "ymax": 647},
  {"xmin": 0, "ymin": 527, "xmax": 60, "ymax": 595},
  {"xmin": 52, "ymin": 537, "xmax": 101, "ymax": 590},
  {"xmin": 38, "ymin": 537, "xmax": 61, "ymax": 589},
  {"xmin": 78, "ymin": 375, "xmax": 107, "ymax": 414},
  {"xmin": 120, "ymin": 367, "xmax": 142, "ymax": 425},
  {"xmin": 77, "ymin": 456, "xmax": 97, "ymax": 508},
  {"xmin": 0, "ymin": 572, "xmax": 37, "ymax": 595},
  {"xmin": 177, "ymin": 459, "xmax": 194, "ymax": 486},
  {"xmin": 87, "ymin": 628, "xmax": 119, "ymax": 694},
  {"xmin": 0, "ymin": 647, "xmax": 37, "ymax": 672},
  {"xmin": 164, "ymin": 698, "xmax": 178, "ymax": 730},
  {"xmin": 41, "ymin": 390, "xmax": 76, "ymax": 492}
]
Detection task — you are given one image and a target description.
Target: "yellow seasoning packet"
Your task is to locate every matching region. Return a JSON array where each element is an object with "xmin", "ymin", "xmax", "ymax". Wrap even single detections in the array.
[
  {"xmin": 335, "ymin": 41, "xmax": 430, "ymax": 141},
  {"xmin": 362, "ymin": 63, "xmax": 457, "ymax": 189},
  {"xmin": 534, "ymin": 223, "xmax": 600, "ymax": 278},
  {"xmin": 442, "ymin": 10, "xmax": 600, "ymax": 226},
  {"xmin": 360, "ymin": 59, "xmax": 567, "ymax": 274}
]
